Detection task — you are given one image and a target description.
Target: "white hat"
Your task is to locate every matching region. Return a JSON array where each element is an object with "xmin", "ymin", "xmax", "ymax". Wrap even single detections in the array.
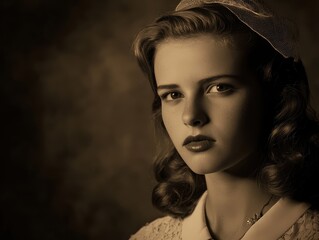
[{"xmin": 176, "ymin": 0, "xmax": 299, "ymax": 61}]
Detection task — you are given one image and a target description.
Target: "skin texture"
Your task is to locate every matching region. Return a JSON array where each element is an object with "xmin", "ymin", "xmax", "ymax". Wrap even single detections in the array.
[{"xmin": 154, "ymin": 34, "xmax": 263, "ymax": 176}]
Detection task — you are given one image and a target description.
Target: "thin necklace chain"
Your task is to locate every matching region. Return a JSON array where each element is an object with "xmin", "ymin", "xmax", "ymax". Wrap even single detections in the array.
[
  {"xmin": 238, "ymin": 195, "xmax": 274, "ymax": 240},
  {"xmin": 246, "ymin": 195, "xmax": 273, "ymax": 226},
  {"xmin": 206, "ymin": 195, "xmax": 274, "ymax": 240}
]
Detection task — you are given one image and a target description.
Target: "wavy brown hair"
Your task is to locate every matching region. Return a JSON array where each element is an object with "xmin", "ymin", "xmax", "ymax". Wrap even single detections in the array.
[{"xmin": 132, "ymin": 4, "xmax": 319, "ymax": 218}]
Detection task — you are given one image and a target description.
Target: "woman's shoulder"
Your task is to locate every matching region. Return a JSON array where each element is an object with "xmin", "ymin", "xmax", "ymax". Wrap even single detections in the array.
[
  {"xmin": 280, "ymin": 208, "xmax": 319, "ymax": 239},
  {"xmin": 129, "ymin": 215, "xmax": 183, "ymax": 240}
]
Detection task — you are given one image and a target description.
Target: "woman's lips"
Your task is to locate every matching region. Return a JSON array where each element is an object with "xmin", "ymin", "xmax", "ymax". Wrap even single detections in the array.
[{"xmin": 183, "ymin": 135, "xmax": 215, "ymax": 152}]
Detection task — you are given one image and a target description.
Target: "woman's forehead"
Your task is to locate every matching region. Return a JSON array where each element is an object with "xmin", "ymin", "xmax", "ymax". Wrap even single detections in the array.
[
  {"xmin": 155, "ymin": 32, "xmax": 253, "ymax": 62},
  {"xmin": 154, "ymin": 34, "xmax": 252, "ymax": 85}
]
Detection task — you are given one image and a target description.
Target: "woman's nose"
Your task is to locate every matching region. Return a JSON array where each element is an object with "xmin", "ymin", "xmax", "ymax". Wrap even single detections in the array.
[{"xmin": 182, "ymin": 98, "xmax": 209, "ymax": 127}]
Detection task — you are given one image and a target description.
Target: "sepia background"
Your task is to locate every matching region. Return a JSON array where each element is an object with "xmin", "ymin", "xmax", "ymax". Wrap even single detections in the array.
[{"xmin": 1, "ymin": 0, "xmax": 318, "ymax": 239}]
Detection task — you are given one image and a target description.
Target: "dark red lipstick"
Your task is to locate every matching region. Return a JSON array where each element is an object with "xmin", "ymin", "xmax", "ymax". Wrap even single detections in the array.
[{"xmin": 183, "ymin": 135, "xmax": 215, "ymax": 152}]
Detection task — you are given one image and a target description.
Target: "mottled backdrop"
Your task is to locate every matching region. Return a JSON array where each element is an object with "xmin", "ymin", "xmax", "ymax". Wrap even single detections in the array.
[{"xmin": 1, "ymin": 0, "xmax": 318, "ymax": 240}]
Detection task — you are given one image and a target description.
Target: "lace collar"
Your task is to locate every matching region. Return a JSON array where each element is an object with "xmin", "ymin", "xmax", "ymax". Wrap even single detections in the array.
[{"xmin": 181, "ymin": 191, "xmax": 310, "ymax": 240}]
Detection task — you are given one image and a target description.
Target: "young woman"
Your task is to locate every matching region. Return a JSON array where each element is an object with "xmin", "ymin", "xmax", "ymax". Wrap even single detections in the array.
[{"xmin": 130, "ymin": 0, "xmax": 319, "ymax": 239}]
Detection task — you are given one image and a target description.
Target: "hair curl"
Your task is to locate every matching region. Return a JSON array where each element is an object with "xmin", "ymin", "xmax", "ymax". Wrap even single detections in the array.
[{"xmin": 132, "ymin": 4, "xmax": 319, "ymax": 218}]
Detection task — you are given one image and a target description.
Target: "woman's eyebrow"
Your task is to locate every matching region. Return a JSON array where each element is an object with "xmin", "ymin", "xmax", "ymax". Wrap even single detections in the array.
[
  {"xmin": 157, "ymin": 74, "xmax": 241, "ymax": 90},
  {"xmin": 199, "ymin": 74, "xmax": 241, "ymax": 85},
  {"xmin": 157, "ymin": 84, "xmax": 179, "ymax": 90}
]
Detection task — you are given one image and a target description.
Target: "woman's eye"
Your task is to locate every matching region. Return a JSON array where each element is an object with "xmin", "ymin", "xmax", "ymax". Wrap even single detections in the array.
[
  {"xmin": 161, "ymin": 92, "xmax": 183, "ymax": 101},
  {"xmin": 208, "ymin": 84, "xmax": 233, "ymax": 93}
]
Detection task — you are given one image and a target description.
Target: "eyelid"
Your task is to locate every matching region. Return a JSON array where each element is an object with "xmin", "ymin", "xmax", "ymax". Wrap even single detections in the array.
[
  {"xmin": 206, "ymin": 83, "xmax": 234, "ymax": 93},
  {"xmin": 157, "ymin": 87, "xmax": 178, "ymax": 96},
  {"xmin": 159, "ymin": 90, "xmax": 183, "ymax": 101},
  {"xmin": 158, "ymin": 90, "xmax": 172, "ymax": 98}
]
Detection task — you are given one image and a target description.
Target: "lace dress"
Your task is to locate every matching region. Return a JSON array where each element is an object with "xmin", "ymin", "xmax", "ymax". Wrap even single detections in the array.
[{"xmin": 130, "ymin": 209, "xmax": 319, "ymax": 240}]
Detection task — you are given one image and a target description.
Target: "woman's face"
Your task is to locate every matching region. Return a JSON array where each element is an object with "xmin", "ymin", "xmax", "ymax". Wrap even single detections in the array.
[{"xmin": 154, "ymin": 34, "xmax": 263, "ymax": 175}]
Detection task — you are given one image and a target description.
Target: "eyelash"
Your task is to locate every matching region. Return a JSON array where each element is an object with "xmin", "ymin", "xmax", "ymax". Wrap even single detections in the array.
[
  {"xmin": 207, "ymin": 83, "xmax": 234, "ymax": 93},
  {"xmin": 160, "ymin": 91, "xmax": 183, "ymax": 101}
]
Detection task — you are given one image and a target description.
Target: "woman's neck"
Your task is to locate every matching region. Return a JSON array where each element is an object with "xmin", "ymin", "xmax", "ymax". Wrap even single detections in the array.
[{"xmin": 204, "ymin": 173, "xmax": 275, "ymax": 240}]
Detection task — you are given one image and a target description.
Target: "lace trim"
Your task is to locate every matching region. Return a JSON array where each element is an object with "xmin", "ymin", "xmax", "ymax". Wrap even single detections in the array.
[
  {"xmin": 129, "ymin": 216, "xmax": 182, "ymax": 240},
  {"xmin": 130, "ymin": 209, "xmax": 319, "ymax": 240}
]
